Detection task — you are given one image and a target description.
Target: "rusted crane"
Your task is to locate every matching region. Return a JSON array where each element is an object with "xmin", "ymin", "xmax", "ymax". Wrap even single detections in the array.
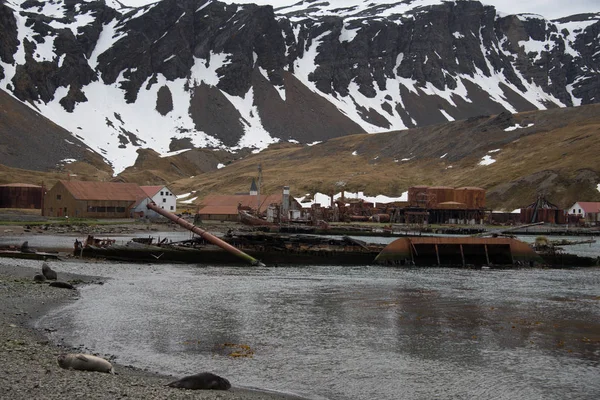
[{"xmin": 146, "ymin": 202, "xmax": 265, "ymax": 266}]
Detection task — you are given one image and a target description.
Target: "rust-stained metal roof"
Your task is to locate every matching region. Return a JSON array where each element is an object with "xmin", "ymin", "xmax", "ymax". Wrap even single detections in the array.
[
  {"xmin": 58, "ymin": 180, "xmax": 148, "ymax": 201},
  {"xmin": 140, "ymin": 185, "xmax": 164, "ymax": 197},
  {"xmin": 198, "ymin": 205, "xmax": 240, "ymax": 215}
]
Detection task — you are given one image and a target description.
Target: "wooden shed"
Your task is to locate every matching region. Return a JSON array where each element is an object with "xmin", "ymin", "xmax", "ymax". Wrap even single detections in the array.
[{"xmin": 42, "ymin": 180, "xmax": 150, "ymax": 218}]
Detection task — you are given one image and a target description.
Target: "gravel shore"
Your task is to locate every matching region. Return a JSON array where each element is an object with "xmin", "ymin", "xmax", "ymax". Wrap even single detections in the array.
[{"xmin": 0, "ymin": 263, "xmax": 307, "ymax": 400}]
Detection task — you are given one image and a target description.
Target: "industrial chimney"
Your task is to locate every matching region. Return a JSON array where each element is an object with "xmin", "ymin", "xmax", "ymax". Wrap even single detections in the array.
[{"xmin": 282, "ymin": 185, "xmax": 290, "ymax": 220}]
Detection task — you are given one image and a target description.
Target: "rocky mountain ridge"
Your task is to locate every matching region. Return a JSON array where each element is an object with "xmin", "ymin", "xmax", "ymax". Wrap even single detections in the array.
[{"xmin": 0, "ymin": 0, "xmax": 599, "ymax": 177}]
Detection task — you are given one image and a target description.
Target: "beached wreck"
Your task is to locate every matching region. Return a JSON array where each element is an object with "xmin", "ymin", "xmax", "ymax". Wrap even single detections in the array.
[
  {"xmin": 76, "ymin": 233, "xmax": 598, "ymax": 268},
  {"xmin": 375, "ymin": 236, "xmax": 599, "ymax": 268},
  {"xmin": 73, "ymin": 204, "xmax": 598, "ymax": 268},
  {"xmin": 375, "ymin": 237, "xmax": 544, "ymax": 267},
  {"xmin": 0, "ymin": 241, "xmax": 60, "ymax": 260},
  {"xmin": 78, "ymin": 232, "xmax": 385, "ymax": 265}
]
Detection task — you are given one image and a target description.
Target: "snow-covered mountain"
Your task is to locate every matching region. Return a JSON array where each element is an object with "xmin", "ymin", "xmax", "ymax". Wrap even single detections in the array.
[{"xmin": 0, "ymin": 0, "xmax": 598, "ymax": 174}]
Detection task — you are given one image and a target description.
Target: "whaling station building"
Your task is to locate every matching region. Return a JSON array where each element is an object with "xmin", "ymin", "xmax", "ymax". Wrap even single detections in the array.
[{"xmin": 42, "ymin": 180, "xmax": 176, "ymax": 219}]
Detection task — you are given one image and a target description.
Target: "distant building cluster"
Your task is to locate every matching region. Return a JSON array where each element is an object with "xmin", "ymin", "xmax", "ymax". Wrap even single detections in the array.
[{"xmin": 2, "ymin": 181, "xmax": 600, "ymax": 226}]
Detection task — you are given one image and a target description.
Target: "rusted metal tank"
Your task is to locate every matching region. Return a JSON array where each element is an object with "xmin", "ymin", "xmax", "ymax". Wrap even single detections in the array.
[
  {"xmin": 408, "ymin": 186, "xmax": 429, "ymax": 207},
  {"xmin": 426, "ymin": 186, "xmax": 455, "ymax": 208},
  {"xmin": 521, "ymin": 208, "xmax": 567, "ymax": 224},
  {"xmin": 0, "ymin": 183, "xmax": 43, "ymax": 209},
  {"xmin": 454, "ymin": 187, "xmax": 486, "ymax": 209}
]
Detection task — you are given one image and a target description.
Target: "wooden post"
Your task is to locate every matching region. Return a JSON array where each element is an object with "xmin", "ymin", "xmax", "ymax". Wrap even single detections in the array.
[
  {"xmin": 460, "ymin": 244, "xmax": 465, "ymax": 267},
  {"xmin": 484, "ymin": 244, "xmax": 490, "ymax": 265},
  {"xmin": 435, "ymin": 244, "xmax": 441, "ymax": 266}
]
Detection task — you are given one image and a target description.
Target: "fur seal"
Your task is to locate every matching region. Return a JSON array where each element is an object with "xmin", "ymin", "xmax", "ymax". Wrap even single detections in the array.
[
  {"xmin": 42, "ymin": 263, "xmax": 57, "ymax": 280},
  {"xmin": 166, "ymin": 372, "xmax": 231, "ymax": 390},
  {"xmin": 49, "ymin": 281, "xmax": 75, "ymax": 290},
  {"xmin": 21, "ymin": 241, "xmax": 36, "ymax": 253},
  {"xmin": 57, "ymin": 353, "xmax": 114, "ymax": 374},
  {"xmin": 33, "ymin": 274, "xmax": 46, "ymax": 282}
]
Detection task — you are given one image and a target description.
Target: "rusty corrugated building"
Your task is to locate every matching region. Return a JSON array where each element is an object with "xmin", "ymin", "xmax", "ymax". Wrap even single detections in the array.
[
  {"xmin": 0, "ymin": 183, "xmax": 43, "ymax": 209},
  {"xmin": 42, "ymin": 180, "xmax": 150, "ymax": 218}
]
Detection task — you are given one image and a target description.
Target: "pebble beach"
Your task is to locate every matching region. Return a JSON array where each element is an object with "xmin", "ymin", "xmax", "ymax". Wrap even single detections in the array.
[{"xmin": 0, "ymin": 262, "xmax": 306, "ymax": 400}]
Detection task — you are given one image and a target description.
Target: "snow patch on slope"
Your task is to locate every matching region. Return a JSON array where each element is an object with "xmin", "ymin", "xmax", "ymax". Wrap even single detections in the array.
[{"xmin": 296, "ymin": 190, "xmax": 408, "ymax": 208}]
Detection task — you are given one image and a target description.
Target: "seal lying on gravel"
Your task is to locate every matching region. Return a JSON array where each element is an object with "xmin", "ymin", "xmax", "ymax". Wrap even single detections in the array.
[
  {"xmin": 57, "ymin": 353, "xmax": 114, "ymax": 374},
  {"xmin": 166, "ymin": 372, "xmax": 231, "ymax": 390},
  {"xmin": 33, "ymin": 274, "xmax": 46, "ymax": 282},
  {"xmin": 42, "ymin": 263, "xmax": 57, "ymax": 280},
  {"xmin": 49, "ymin": 281, "xmax": 75, "ymax": 290}
]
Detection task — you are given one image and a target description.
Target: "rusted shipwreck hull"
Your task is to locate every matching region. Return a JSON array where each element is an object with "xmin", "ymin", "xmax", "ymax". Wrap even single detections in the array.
[
  {"xmin": 375, "ymin": 237, "xmax": 544, "ymax": 267},
  {"xmin": 79, "ymin": 233, "xmax": 385, "ymax": 266}
]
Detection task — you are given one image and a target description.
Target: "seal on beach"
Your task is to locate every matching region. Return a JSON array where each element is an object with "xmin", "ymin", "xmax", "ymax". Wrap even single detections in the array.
[
  {"xmin": 49, "ymin": 281, "xmax": 75, "ymax": 290},
  {"xmin": 42, "ymin": 263, "xmax": 57, "ymax": 280},
  {"xmin": 21, "ymin": 241, "xmax": 36, "ymax": 253},
  {"xmin": 33, "ymin": 274, "xmax": 46, "ymax": 282},
  {"xmin": 166, "ymin": 372, "xmax": 231, "ymax": 390},
  {"xmin": 57, "ymin": 353, "xmax": 114, "ymax": 374}
]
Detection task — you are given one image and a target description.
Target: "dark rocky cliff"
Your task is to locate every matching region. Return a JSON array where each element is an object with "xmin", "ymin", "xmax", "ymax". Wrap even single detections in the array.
[{"xmin": 0, "ymin": 0, "xmax": 598, "ymax": 173}]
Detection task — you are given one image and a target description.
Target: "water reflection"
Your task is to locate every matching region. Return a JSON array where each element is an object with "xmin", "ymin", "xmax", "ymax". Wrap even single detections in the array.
[{"xmin": 28, "ymin": 260, "xmax": 600, "ymax": 400}]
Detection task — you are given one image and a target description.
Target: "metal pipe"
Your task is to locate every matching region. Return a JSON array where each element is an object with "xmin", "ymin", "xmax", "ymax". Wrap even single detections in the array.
[{"xmin": 146, "ymin": 202, "xmax": 265, "ymax": 266}]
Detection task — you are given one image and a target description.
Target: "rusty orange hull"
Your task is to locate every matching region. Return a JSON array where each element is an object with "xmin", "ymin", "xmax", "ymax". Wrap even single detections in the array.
[{"xmin": 375, "ymin": 237, "xmax": 543, "ymax": 267}]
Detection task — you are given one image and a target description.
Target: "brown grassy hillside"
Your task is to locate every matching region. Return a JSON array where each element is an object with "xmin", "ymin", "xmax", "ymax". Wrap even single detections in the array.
[
  {"xmin": 167, "ymin": 104, "xmax": 600, "ymax": 211},
  {"xmin": 1, "ymin": 103, "xmax": 599, "ymax": 211}
]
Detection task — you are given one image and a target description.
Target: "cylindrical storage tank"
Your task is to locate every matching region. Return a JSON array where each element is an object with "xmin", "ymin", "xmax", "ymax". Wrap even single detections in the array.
[
  {"xmin": 426, "ymin": 186, "xmax": 455, "ymax": 208},
  {"xmin": 455, "ymin": 187, "xmax": 486, "ymax": 209},
  {"xmin": 0, "ymin": 183, "xmax": 43, "ymax": 209},
  {"xmin": 408, "ymin": 186, "xmax": 429, "ymax": 207}
]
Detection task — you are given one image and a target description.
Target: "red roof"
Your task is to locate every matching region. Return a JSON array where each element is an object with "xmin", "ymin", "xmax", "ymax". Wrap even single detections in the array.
[
  {"xmin": 576, "ymin": 202, "xmax": 600, "ymax": 213},
  {"xmin": 59, "ymin": 180, "xmax": 148, "ymax": 202},
  {"xmin": 198, "ymin": 205, "xmax": 239, "ymax": 215},
  {"xmin": 140, "ymin": 186, "xmax": 164, "ymax": 197}
]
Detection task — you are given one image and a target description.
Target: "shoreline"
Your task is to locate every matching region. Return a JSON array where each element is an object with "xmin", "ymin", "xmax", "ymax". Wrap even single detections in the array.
[{"xmin": 0, "ymin": 263, "xmax": 309, "ymax": 400}]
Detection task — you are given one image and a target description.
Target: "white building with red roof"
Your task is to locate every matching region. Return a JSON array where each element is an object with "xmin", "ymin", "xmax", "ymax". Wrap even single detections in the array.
[
  {"xmin": 141, "ymin": 185, "xmax": 177, "ymax": 214},
  {"xmin": 566, "ymin": 202, "xmax": 600, "ymax": 220}
]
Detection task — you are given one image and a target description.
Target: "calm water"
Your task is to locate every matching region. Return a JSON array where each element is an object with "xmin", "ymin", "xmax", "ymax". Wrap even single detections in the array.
[{"xmin": 12, "ymin": 258, "xmax": 597, "ymax": 400}]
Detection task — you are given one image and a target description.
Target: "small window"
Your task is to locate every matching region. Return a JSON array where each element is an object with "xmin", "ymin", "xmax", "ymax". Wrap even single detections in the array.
[
  {"xmin": 56, "ymin": 194, "xmax": 62, "ymax": 200},
  {"xmin": 170, "ymin": 206, "xmax": 174, "ymax": 210},
  {"xmin": 161, "ymin": 191, "xmax": 164, "ymax": 196},
  {"xmin": 578, "ymin": 209, "xmax": 581, "ymax": 213},
  {"xmin": 163, "ymin": 198, "xmax": 166, "ymax": 203}
]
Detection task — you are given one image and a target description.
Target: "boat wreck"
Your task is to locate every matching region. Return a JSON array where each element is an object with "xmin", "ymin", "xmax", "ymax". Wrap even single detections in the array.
[
  {"xmin": 78, "ymin": 232, "xmax": 385, "ymax": 265},
  {"xmin": 375, "ymin": 237, "xmax": 544, "ymax": 267}
]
